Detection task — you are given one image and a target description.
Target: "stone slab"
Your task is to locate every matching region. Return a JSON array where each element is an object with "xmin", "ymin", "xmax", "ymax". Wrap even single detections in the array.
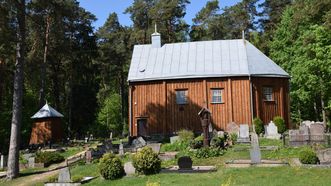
[
  {"xmin": 124, "ymin": 162, "xmax": 135, "ymax": 176},
  {"xmin": 146, "ymin": 143, "xmax": 161, "ymax": 154},
  {"xmin": 58, "ymin": 167, "xmax": 71, "ymax": 183}
]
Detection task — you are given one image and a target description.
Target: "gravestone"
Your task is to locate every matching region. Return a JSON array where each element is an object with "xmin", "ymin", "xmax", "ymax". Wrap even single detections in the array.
[
  {"xmin": 104, "ymin": 140, "xmax": 113, "ymax": 152},
  {"xmin": 132, "ymin": 137, "xmax": 146, "ymax": 148},
  {"xmin": 84, "ymin": 137, "xmax": 88, "ymax": 143},
  {"xmin": 146, "ymin": 143, "xmax": 161, "ymax": 154},
  {"xmin": 250, "ymin": 132, "xmax": 261, "ymax": 164},
  {"xmin": 289, "ymin": 125, "xmax": 309, "ymax": 146},
  {"xmin": 226, "ymin": 122, "xmax": 239, "ymax": 135},
  {"xmin": 301, "ymin": 120, "xmax": 313, "ymax": 128},
  {"xmin": 317, "ymin": 148, "xmax": 331, "ymax": 164},
  {"xmin": 178, "ymin": 156, "xmax": 192, "ymax": 170},
  {"xmin": 124, "ymin": 162, "xmax": 135, "ymax": 175},
  {"xmin": 119, "ymin": 143, "xmax": 124, "ymax": 156},
  {"xmin": 109, "ymin": 132, "xmax": 113, "ymax": 140},
  {"xmin": 85, "ymin": 150, "xmax": 92, "ymax": 164},
  {"xmin": 217, "ymin": 131, "xmax": 224, "ymax": 138},
  {"xmin": 237, "ymin": 124, "xmax": 250, "ymax": 143},
  {"xmin": 265, "ymin": 121, "xmax": 281, "ymax": 139},
  {"xmin": 28, "ymin": 157, "xmax": 35, "ymax": 168},
  {"xmin": 309, "ymin": 124, "xmax": 325, "ymax": 143},
  {"xmin": 0, "ymin": 155, "xmax": 7, "ymax": 169},
  {"xmin": 170, "ymin": 136, "xmax": 179, "ymax": 144},
  {"xmin": 58, "ymin": 167, "xmax": 71, "ymax": 183}
]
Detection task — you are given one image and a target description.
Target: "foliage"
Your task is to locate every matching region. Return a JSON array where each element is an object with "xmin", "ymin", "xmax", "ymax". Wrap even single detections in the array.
[
  {"xmin": 229, "ymin": 133, "xmax": 238, "ymax": 142},
  {"xmin": 253, "ymin": 117, "xmax": 264, "ymax": 135},
  {"xmin": 299, "ymin": 148, "xmax": 319, "ymax": 164},
  {"xmin": 71, "ymin": 175, "xmax": 84, "ymax": 183},
  {"xmin": 146, "ymin": 180, "xmax": 161, "ymax": 186},
  {"xmin": 99, "ymin": 153, "xmax": 125, "ymax": 180},
  {"xmin": 190, "ymin": 135, "xmax": 204, "ymax": 149},
  {"xmin": 161, "ymin": 141, "xmax": 189, "ymax": 152},
  {"xmin": 273, "ymin": 116, "xmax": 286, "ymax": 133},
  {"xmin": 210, "ymin": 136, "xmax": 226, "ymax": 149},
  {"xmin": 177, "ymin": 129, "xmax": 194, "ymax": 143},
  {"xmin": 132, "ymin": 146, "xmax": 161, "ymax": 175},
  {"xmin": 97, "ymin": 93, "xmax": 123, "ymax": 136},
  {"xmin": 35, "ymin": 151, "xmax": 65, "ymax": 167},
  {"xmin": 47, "ymin": 175, "xmax": 58, "ymax": 183},
  {"xmin": 191, "ymin": 147, "xmax": 224, "ymax": 159}
]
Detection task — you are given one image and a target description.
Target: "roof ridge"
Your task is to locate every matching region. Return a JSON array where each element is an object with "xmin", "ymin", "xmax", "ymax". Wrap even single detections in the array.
[{"xmin": 243, "ymin": 39, "xmax": 251, "ymax": 75}]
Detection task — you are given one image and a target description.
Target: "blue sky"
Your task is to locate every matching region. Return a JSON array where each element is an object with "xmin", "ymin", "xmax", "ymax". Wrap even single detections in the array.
[{"xmin": 78, "ymin": 0, "xmax": 241, "ymax": 30}]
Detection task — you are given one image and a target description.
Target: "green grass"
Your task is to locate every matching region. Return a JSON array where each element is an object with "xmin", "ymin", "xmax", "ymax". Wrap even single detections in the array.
[
  {"xmin": 60, "ymin": 146, "xmax": 84, "ymax": 159},
  {"xmin": 68, "ymin": 164, "xmax": 331, "ymax": 186}
]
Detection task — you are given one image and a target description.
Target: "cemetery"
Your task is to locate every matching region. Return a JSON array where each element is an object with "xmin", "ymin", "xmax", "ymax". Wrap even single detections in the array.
[
  {"xmin": 2, "ymin": 116, "xmax": 331, "ymax": 185},
  {"xmin": 1, "ymin": 0, "xmax": 331, "ymax": 186}
]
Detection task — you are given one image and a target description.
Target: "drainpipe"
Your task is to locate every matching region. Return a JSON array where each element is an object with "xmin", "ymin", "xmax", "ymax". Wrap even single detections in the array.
[
  {"xmin": 129, "ymin": 85, "xmax": 132, "ymax": 136},
  {"xmin": 249, "ymin": 76, "xmax": 255, "ymax": 133}
]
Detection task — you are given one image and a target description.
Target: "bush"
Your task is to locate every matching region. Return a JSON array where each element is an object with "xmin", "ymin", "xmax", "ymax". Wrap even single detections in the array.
[
  {"xmin": 190, "ymin": 135, "xmax": 204, "ymax": 149},
  {"xmin": 71, "ymin": 175, "xmax": 84, "ymax": 183},
  {"xmin": 229, "ymin": 133, "xmax": 238, "ymax": 142},
  {"xmin": 35, "ymin": 151, "xmax": 65, "ymax": 167},
  {"xmin": 178, "ymin": 129, "xmax": 194, "ymax": 143},
  {"xmin": 133, "ymin": 147, "xmax": 161, "ymax": 175},
  {"xmin": 161, "ymin": 141, "xmax": 189, "ymax": 152},
  {"xmin": 192, "ymin": 147, "xmax": 224, "ymax": 159},
  {"xmin": 253, "ymin": 117, "xmax": 264, "ymax": 135},
  {"xmin": 99, "ymin": 153, "xmax": 125, "ymax": 180},
  {"xmin": 299, "ymin": 148, "xmax": 319, "ymax": 164},
  {"xmin": 273, "ymin": 116, "xmax": 286, "ymax": 133},
  {"xmin": 210, "ymin": 136, "xmax": 225, "ymax": 148}
]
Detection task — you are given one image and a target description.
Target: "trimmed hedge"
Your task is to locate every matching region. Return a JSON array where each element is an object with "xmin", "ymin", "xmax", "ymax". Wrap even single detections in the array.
[
  {"xmin": 253, "ymin": 117, "xmax": 264, "ymax": 135},
  {"xmin": 133, "ymin": 147, "xmax": 161, "ymax": 175},
  {"xmin": 35, "ymin": 151, "xmax": 64, "ymax": 167},
  {"xmin": 99, "ymin": 153, "xmax": 125, "ymax": 180}
]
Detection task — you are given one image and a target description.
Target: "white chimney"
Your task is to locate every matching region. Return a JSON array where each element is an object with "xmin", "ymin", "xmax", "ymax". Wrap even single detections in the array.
[{"xmin": 151, "ymin": 24, "xmax": 161, "ymax": 48}]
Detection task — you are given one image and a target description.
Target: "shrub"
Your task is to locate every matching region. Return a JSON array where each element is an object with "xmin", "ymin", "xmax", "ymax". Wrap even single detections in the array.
[
  {"xmin": 210, "ymin": 136, "xmax": 225, "ymax": 149},
  {"xmin": 253, "ymin": 117, "xmax": 264, "ymax": 135},
  {"xmin": 273, "ymin": 116, "xmax": 286, "ymax": 134},
  {"xmin": 161, "ymin": 141, "xmax": 189, "ymax": 152},
  {"xmin": 47, "ymin": 175, "xmax": 57, "ymax": 183},
  {"xmin": 71, "ymin": 175, "xmax": 84, "ymax": 183},
  {"xmin": 133, "ymin": 147, "xmax": 161, "ymax": 175},
  {"xmin": 35, "ymin": 151, "xmax": 65, "ymax": 167},
  {"xmin": 190, "ymin": 135, "xmax": 204, "ymax": 149},
  {"xmin": 229, "ymin": 133, "xmax": 238, "ymax": 142},
  {"xmin": 192, "ymin": 147, "xmax": 224, "ymax": 159},
  {"xmin": 99, "ymin": 153, "xmax": 125, "ymax": 180},
  {"xmin": 299, "ymin": 148, "xmax": 319, "ymax": 164},
  {"xmin": 146, "ymin": 180, "xmax": 161, "ymax": 186},
  {"xmin": 178, "ymin": 129, "xmax": 194, "ymax": 143}
]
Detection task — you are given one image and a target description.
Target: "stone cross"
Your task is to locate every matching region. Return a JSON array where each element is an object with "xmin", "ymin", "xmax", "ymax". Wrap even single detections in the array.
[
  {"xmin": 58, "ymin": 167, "xmax": 71, "ymax": 183},
  {"xmin": 250, "ymin": 132, "xmax": 261, "ymax": 164},
  {"xmin": 119, "ymin": 142, "xmax": 124, "ymax": 156}
]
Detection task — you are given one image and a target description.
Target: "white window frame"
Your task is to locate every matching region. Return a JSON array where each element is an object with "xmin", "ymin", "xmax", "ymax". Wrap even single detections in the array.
[{"xmin": 211, "ymin": 89, "xmax": 224, "ymax": 103}]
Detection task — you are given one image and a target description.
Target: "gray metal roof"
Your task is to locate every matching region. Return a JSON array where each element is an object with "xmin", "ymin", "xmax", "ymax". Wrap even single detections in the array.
[
  {"xmin": 31, "ymin": 103, "xmax": 64, "ymax": 119},
  {"xmin": 128, "ymin": 39, "xmax": 289, "ymax": 82}
]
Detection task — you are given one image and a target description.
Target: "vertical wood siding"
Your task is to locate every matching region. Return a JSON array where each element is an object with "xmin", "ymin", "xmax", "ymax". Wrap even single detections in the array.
[
  {"xmin": 130, "ymin": 77, "xmax": 288, "ymax": 136},
  {"xmin": 252, "ymin": 77, "xmax": 290, "ymax": 127}
]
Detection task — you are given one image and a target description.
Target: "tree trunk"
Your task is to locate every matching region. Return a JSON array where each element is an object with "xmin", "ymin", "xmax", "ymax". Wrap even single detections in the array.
[
  {"xmin": 0, "ymin": 59, "xmax": 4, "ymax": 110},
  {"xmin": 321, "ymin": 95, "xmax": 326, "ymax": 128},
  {"xmin": 39, "ymin": 14, "xmax": 50, "ymax": 107},
  {"xmin": 7, "ymin": 0, "xmax": 26, "ymax": 180}
]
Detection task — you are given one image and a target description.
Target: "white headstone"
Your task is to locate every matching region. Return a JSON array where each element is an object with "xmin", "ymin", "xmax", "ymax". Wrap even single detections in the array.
[
  {"xmin": 170, "ymin": 136, "xmax": 179, "ymax": 144},
  {"xmin": 28, "ymin": 157, "xmax": 35, "ymax": 168},
  {"xmin": 239, "ymin": 124, "xmax": 249, "ymax": 138},
  {"xmin": 119, "ymin": 143, "xmax": 124, "ymax": 156},
  {"xmin": 58, "ymin": 167, "xmax": 71, "ymax": 183},
  {"xmin": 265, "ymin": 121, "xmax": 281, "ymax": 139},
  {"xmin": 0, "ymin": 155, "xmax": 7, "ymax": 169},
  {"xmin": 124, "ymin": 162, "xmax": 135, "ymax": 175}
]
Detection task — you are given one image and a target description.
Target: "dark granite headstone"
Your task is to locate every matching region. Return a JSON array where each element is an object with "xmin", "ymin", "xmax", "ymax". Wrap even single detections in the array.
[{"xmin": 178, "ymin": 156, "xmax": 192, "ymax": 170}]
